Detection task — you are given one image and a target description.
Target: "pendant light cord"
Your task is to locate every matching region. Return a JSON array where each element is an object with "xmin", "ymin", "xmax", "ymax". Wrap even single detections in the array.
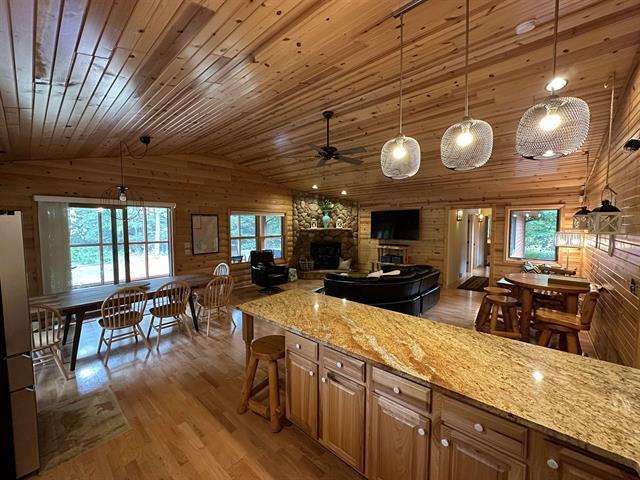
[
  {"xmin": 398, "ymin": 14, "xmax": 404, "ymax": 134},
  {"xmin": 119, "ymin": 142, "xmax": 126, "ymax": 186},
  {"xmin": 464, "ymin": 0, "xmax": 470, "ymax": 117},
  {"xmin": 604, "ymin": 72, "xmax": 617, "ymax": 198},
  {"xmin": 551, "ymin": 0, "xmax": 559, "ymax": 87}
]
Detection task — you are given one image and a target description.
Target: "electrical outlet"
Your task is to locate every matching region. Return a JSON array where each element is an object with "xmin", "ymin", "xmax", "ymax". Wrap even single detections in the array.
[{"xmin": 631, "ymin": 278, "xmax": 637, "ymax": 296}]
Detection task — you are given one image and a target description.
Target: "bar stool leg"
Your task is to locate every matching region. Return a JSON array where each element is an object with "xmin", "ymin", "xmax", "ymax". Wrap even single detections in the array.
[
  {"xmin": 489, "ymin": 304, "xmax": 499, "ymax": 332},
  {"xmin": 238, "ymin": 355, "xmax": 259, "ymax": 414},
  {"xmin": 268, "ymin": 360, "xmax": 282, "ymax": 433},
  {"xmin": 475, "ymin": 297, "xmax": 491, "ymax": 330},
  {"xmin": 537, "ymin": 329, "xmax": 553, "ymax": 347},
  {"xmin": 501, "ymin": 305, "xmax": 513, "ymax": 331},
  {"xmin": 566, "ymin": 333, "xmax": 581, "ymax": 355}
]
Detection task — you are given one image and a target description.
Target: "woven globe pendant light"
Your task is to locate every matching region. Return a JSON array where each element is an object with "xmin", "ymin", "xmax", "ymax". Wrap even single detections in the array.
[
  {"xmin": 441, "ymin": 0, "xmax": 493, "ymax": 170},
  {"xmin": 516, "ymin": 0, "xmax": 589, "ymax": 160},
  {"xmin": 381, "ymin": 14, "xmax": 420, "ymax": 179}
]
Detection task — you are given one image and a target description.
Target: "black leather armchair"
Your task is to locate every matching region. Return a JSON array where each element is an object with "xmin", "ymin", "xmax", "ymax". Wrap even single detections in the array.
[{"xmin": 250, "ymin": 250, "xmax": 289, "ymax": 292}]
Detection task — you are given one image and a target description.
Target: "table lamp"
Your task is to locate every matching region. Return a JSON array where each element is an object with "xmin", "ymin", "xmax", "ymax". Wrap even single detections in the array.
[{"xmin": 554, "ymin": 231, "xmax": 584, "ymax": 269}]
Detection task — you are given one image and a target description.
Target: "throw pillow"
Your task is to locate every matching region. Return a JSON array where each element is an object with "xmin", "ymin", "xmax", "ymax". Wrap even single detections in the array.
[
  {"xmin": 367, "ymin": 270, "xmax": 384, "ymax": 278},
  {"xmin": 338, "ymin": 257, "xmax": 352, "ymax": 270},
  {"xmin": 381, "ymin": 269, "xmax": 401, "ymax": 276}
]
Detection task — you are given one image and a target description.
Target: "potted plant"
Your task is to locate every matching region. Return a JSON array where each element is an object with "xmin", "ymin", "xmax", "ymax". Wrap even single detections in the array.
[{"xmin": 318, "ymin": 199, "xmax": 334, "ymax": 228}]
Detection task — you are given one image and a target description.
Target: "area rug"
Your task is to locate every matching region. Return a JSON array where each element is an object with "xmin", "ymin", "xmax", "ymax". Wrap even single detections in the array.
[
  {"xmin": 457, "ymin": 276, "xmax": 489, "ymax": 292},
  {"xmin": 37, "ymin": 388, "xmax": 130, "ymax": 471}
]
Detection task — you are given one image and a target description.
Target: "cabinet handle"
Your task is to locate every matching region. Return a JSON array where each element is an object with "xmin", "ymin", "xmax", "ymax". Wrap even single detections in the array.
[
  {"xmin": 336, "ymin": 361, "xmax": 343, "ymax": 368},
  {"xmin": 392, "ymin": 386, "xmax": 401, "ymax": 394},
  {"xmin": 295, "ymin": 343, "xmax": 301, "ymax": 349},
  {"xmin": 417, "ymin": 428, "xmax": 426, "ymax": 436},
  {"xmin": 441, "ymin": 439, "xmax": 449, "ymax": 448},
  {"xmin": 474, "ymin": 423, "xmax": 484, "ymax": 433},
  {"xmin": 321, "ymin": 377, "xmax": 327, "ymax": 383},
  {"xmin": 309, "ymin": 371, "xmax": 314, "ymax": 376},
  {"xmin": 546, "ymin": 459, "xmax": 559, "ymax": 470}
]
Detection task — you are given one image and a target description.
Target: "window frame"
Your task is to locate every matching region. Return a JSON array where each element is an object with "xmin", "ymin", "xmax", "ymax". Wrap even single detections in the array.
[
  {"xmin": 504, "ymin": 205, "xmax": 563, "ymax": 264},
  {"xmin": 229, "ymin": 212, "xmax": 286, "ymax": 264}
]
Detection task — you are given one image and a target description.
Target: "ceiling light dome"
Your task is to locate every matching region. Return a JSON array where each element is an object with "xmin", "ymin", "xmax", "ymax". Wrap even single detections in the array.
[
  {"xmin": 516, "ymin": 95, "xmax": 589, "ymax": 159},
  {"xmin": 441, "ymin": 117, "xmax": 493, "ymax": 170},
  {"xmin": 381, "ymin": 135, "xmax": 421, "ymax": 179}
]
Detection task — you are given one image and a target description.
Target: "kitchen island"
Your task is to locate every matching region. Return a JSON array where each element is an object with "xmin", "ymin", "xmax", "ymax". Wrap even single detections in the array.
[{"xmin": 238, "ymin": 289, "xmax": 640, "ymax": 479}]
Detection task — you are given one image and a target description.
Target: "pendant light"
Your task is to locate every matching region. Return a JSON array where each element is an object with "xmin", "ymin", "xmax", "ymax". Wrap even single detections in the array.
[
  {"xmin": 572, "ymin": 151, "xmax": 591, "ymax": 230},
  {"xmin": 101, "ymin": 137, "xmax": 150, "ymax": 220},
  {"xmin": 589, "ymin": 74, "xmax": 621, "ymax": 235},
  {"xmin": 441, "ymin": 0, "xmax": 493, "ymax": 170},
  {"xmin": 381, "ymin": 14, "xmax": 420, "ymax": 179},
  {"xmin": 516, "ymin": 0, "xmax": 589, "ymax": 160}
]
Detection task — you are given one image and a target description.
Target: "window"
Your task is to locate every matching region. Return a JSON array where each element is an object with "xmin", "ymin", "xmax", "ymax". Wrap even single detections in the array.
[
  {"xmin": 507, "ymin": 208, "xmax": 560, "ymax": 262},
  {"xmin": 230, "ymin": 213, "xmax": 285, "ymax": 263},
  {"xmin": 68, "ymin": 205, "xmax": 172, "ymax": 287}
]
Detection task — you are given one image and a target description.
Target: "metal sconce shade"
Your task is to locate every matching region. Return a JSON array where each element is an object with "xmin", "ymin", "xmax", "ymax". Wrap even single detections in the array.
[
  {"xmin": 589, "ymin": 200, "xmax": 622, "ymax": 235},
  {"xmin": 381, "ymin": 135, "xmax": 421, "ymax": 179},
  {"xmin": 554, "ymin": 230, "xmax": 584, "ymax": 248},
  {"xmin": 516, "ymin": 95, "xmax": 590, "ymax": 160},
  {"xmin": 441, "ymin": 117, "xmax": 493, "ymax": 170},
  {"xmin": 571, "ymin": 206, "xmax": 591, "ymax": 230}
]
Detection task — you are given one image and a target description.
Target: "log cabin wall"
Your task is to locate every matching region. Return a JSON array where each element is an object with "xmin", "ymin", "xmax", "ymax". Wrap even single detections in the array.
[
  {"xmin": 582, "ymin": 63, "xmax": 640, "ymax": 368},
  {"xmin": 0, "ymin": 154, "xmax": 293, "ymax": 295}
]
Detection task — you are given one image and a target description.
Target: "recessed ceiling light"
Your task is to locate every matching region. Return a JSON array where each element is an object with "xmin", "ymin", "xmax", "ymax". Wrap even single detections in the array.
[
  {"xmin": 515, "ymin": 19, "xmax": 536, "ymax": 35},
  {"xmin": 545, "ymin": 77, "xmax": 568, "ymax": 92},
  {"xmin": 341, "ymin": 190, "xmax": 347, "ymax": 195},
  {"xmin": 312, "ymin": 184, "xmax": 318, "ymax": 189}
]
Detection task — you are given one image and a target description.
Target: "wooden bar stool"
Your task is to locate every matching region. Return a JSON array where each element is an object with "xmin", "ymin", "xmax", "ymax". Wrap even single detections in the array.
[
  {"xmin": 238, "ymin": 335, "xmax": 285, "ymax": 432},
  {"xmin": 476, "ymin": 295, "xmax": 521, "ymax": 339},
  {"xmin": 475, "ymin": 287, "xmax": 511, "ymax": 331}
]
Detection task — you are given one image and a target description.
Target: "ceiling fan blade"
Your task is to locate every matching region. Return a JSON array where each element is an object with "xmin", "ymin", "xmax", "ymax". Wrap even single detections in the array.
[
  {"xmin": 335, "ymin": 155, "xmax": 363, "ymax": 165},
  {"xmin": 335, "ymin": 146, "xmax": 367, "ymax": 155},
  {"xmin": 308, "ymin": 143, "xmax": 324, "ymax": 153},
  {"xmin": 317, "ymin": 157, "xmax": 328, "ymax": 167}
]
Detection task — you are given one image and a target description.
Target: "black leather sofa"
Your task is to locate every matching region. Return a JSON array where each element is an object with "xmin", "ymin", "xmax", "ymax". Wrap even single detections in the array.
[
  {"xmin": 250, "ymin": 250, "xmax": 289, "ymax": 292},
  {"xmin": 323, "ymin": 265, "xmax": 440, "ymax": 316}
]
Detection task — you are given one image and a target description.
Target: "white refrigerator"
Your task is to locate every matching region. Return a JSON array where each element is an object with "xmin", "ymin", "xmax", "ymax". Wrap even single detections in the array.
[{"xmin": 0, "ymin": 211, "xmax": 39, "ymax": 478}]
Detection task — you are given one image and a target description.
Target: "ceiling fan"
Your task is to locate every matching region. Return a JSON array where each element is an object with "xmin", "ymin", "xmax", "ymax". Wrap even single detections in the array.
[{"xmin": 307, "ymin": 111, "xmax": 367, "ymax": 167}]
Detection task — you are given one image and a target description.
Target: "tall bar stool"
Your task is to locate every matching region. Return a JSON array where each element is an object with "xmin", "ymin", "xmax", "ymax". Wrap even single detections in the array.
[
  {"xmin": 475, "ymin": 287, "xmax": 511, "ymax": 331},
  {"xmin": 238, "ymin": 335, "xmax": 285, "ymax": 433},
  {"xmin": 476, "ymin": 294, "xmax": 521, "ymax": 339}
]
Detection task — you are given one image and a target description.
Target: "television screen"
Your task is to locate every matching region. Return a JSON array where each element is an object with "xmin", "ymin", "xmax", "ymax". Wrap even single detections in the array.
[{"xmin": 370, "ymin": 209, "xmax": 420, "ymax": 240}]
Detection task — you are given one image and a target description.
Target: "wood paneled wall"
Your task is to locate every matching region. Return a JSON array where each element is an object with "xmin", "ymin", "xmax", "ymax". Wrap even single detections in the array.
[
  {"xmin": 0, "ymin": 154, "xmax": 293, "ymax": 295},
  {"xmin": 582, "ymin": 62, "xmax": 640, "ymax": 368}
]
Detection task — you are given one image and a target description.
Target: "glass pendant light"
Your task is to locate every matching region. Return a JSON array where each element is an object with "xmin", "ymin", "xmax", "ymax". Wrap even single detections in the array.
[
  {"xmin": 381, "ymin": 14, "xmax": 420, "ymax": 179},
  {"xmin": 441, "ymin": 0, "xmax": 493, "ymax": 170},
  {"xmin": 516, "ymin": 0, "xmax": 589, "ymax": 160}
]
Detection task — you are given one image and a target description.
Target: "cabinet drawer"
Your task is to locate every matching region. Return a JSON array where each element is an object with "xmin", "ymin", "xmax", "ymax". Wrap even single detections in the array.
[
  {"xmin": 372, "ymin": 367, "xmax": 431, "ymax": 415},
  {"xmin": 286, "ymin": 331, "xmax": 318, "ymax": 362},
  {"xmin": 441, "ymin": 396, "xmax": 528, "ymax": 459},
  {"xmin": 321, "ymin": 346, "xmax": 365, "ymax": 383}
]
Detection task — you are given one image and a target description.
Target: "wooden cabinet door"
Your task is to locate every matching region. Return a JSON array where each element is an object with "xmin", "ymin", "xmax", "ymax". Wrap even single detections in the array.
[
  {"xmin": 285, "ymin": 352, "xmax": 318, "ymax": 438},
  {"xmin": 369, "ymin": 394, "xmax": 429, "ymax": 480},
  {"xmin": 319, "ymin": 368, "xmax": 366, "ymax": 472},
  {"xmin": 533, "ymin": 438, "xmax": 636, "ymax": 480},
  {"xmin": 437, "ymin": 425, "xmax": 526, "ymax": 480}
]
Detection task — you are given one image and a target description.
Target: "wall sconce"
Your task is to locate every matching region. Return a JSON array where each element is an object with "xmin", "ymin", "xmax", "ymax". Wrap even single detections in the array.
[
  {"xmin": 477, "ymin": 208, "xmax": 484, "ymax": 222},
  {"xmin": 456, "ymin": 209, "xmax": 463, "ymax": 221}
]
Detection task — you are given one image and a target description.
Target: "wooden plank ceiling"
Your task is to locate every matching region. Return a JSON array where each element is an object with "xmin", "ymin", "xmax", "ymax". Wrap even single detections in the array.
[{"xmin": 1, "ymin": 0, "xmax": 639, "ymax": 200}]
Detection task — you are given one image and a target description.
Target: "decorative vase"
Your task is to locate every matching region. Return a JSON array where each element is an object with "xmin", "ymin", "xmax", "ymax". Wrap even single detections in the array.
[{"xmin": 322, "ymin": 209, "xmax": 331, "ymax": 228}]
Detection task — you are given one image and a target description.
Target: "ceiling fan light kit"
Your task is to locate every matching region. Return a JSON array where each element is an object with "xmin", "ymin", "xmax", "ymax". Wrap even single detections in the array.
[
  {"xmin": 516, "ymin": 0, "xmax": 589, "ymax": 160},
  {"xmin": 441, "ymin": 0, "xmax": 493, "ymax": 170}
]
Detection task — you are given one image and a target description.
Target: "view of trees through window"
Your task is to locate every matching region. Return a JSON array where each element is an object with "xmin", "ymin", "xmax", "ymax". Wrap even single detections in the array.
[
  {"xmin": 508, "ymin": 209, "xmax": 559, "ymax": 261},
  {"xmin": 69, "ymin": 205, "xmax": 171, "ymax": 287},
  {"xmin": 230, "ymin": 214, "xmax": 284, "ymax": 263}
]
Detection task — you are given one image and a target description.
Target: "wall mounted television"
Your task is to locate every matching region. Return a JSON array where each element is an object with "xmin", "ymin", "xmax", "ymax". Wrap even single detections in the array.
[{"xmin": 370, "ymin": 209, "xmax": 420, "ymax": 241}]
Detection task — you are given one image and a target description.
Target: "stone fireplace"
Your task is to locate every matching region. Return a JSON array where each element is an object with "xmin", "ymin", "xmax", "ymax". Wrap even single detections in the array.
[
  {"xmin": 291, "ymin": 228, "xmax": 357, "ymax": 272},
  {"xmin": 310, "ymin": 241, "xmax": 341, "ymax": 269}
]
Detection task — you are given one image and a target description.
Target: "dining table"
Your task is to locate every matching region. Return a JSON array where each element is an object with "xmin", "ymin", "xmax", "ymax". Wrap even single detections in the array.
[
  {"xmin": 29, "ymin": 273, "xmax": 213, "ymax": 371},
  {"xmin": 505, "ymin": 272, "xmax": 592, "ymax": 342}
]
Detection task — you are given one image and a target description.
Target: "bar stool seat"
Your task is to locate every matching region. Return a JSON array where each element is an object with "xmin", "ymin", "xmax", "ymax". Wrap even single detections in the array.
[{"xmin": 238, "ymin": 335, "xmax": 285, "ymax": 432}]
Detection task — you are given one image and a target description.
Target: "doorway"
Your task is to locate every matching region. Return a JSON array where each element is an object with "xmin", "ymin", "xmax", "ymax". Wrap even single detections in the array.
[{"xmin": 445, "ymin": 208, "xmax": 492, "ymax": 287}]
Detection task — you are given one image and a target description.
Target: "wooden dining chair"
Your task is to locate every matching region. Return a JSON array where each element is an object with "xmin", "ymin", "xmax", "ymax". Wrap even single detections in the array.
[
  {"xmin": 536, "ymin": 285, "xmax": 601, "ymax": 355},
  {"xmin": 213, "ymin": 262, "xmax": 230, "ymax": 276},
  {"xmin": 98, "ymin": 287, "xmax": 151, "ymax": 366},
  {"xmin": 147, "ymin": 281, "xmax": 192, "ymax": 349},
  {"xmin": 197, "ymin": 275, "xmax": 235, "ymax": 336},
  {"xmin": 30, "ymin": 304, "xmax": 68, "ymax": 380}
]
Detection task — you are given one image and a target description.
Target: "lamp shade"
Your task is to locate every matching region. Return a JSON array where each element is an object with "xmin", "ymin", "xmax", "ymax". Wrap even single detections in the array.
[
  {"xmin": 554, "ymin": 230, "xmax": 584, "ymax": 248},
  {"xmin": 516, "ymin": 95, "xmax": 590, "ymax": 160},
  {"xmin": 572, "ymin": 206, "xmax": 591, "ymax": 230},
  {"xmin": 381, "ymin": 135, "xmax": 421, "ymax": 179},
  {"xmin": 441, "ymin": 117, "xmax": 493, "ymax": 170},
  {"xmin": 588, "ymin": 200, "xmax": 622, "ymax": 234}
]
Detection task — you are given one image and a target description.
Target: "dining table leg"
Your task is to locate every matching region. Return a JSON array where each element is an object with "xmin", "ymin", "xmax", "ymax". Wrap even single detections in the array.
[
  {"xmin": 242, "ymin": 312, "xmax": 254, "ymax": 368},
  {"xmin": 62, "ymin": 312, "xmax": 73, "ymax": 345},
  {"xmin": 70, "ymin": 310, "xmax": 85, "ymax": 371},
  {"xmin": 188, "ymin": 294, "xmax": 200, "ymax": 333},
  {"xmin": 519, "ymin": 288, "xmax": 533, "ymax": 342}
]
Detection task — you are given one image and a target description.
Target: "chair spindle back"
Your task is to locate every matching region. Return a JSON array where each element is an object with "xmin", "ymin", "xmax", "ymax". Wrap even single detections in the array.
[
  {"xmin": 30, "ymin": 304, "xmax": 63, "ymax": 351},
  {"xmin": 204, "ymin": 275, "xmax": 234, "ymax": 308},
  {"xmin": 101, "ymin": 287, "xmax": 148, "ymax": 329},
  {"xmin": 152, "ymin": 281, "xmax": 191, "ymax": 317}
]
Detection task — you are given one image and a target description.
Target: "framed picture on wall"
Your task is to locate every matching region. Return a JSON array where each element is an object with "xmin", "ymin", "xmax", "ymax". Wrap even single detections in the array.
[{"xmin": 191, "ymin": 214, "xmax": 219, "ymax": 255}]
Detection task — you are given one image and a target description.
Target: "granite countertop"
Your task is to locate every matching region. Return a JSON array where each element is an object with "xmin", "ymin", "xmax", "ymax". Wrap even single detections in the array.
[{"xmin": 238, "ymin": 289, "xmax": 640, "ymax": 474}]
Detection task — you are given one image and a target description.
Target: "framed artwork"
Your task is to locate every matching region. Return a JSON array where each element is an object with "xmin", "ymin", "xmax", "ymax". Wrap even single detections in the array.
[{"xmin": 191, "ymin": 214, "xmax": 219, "ymax": 255}]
